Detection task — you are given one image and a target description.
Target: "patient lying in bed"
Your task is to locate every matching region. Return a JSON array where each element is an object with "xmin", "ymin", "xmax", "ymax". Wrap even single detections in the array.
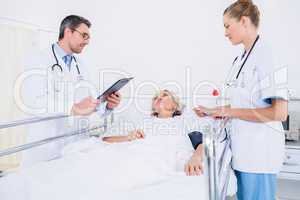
[
  {"xmin": 102, "ymin": 89, "xmax": 204, "ymax": 176},
  {"xmin": 0, "ymin": 90, "xmax": 237, "ymax": 200}
]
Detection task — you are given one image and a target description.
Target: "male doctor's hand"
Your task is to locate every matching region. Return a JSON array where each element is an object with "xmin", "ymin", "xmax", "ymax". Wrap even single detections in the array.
[
  {"xmin": 106, "ymin": 92, "xmax": 121, "ymax": 110},
  {"xmin": 71, "ymin": 96, "xmax": 100, "ymax": 116}
]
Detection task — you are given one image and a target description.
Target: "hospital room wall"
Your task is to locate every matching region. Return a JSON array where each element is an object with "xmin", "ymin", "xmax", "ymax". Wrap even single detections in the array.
[{"xmin": 0, "ymin": 0, "xmax": 300, "ymax": 109}]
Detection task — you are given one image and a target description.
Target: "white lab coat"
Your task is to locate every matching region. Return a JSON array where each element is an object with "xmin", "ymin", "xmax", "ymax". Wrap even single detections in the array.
[
  {"xmin": 21, "ymin": 43, "xmax": 107, "ymax": 167},
  {"xmin": 227, "ymin": 37, "xmax": 288, "ymax": 174}
]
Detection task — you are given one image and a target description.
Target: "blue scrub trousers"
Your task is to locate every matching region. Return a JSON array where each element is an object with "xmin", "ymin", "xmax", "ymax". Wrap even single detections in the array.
[{"xmin": 234, "ymin": 170, "xmax": 277, "ymax": 200}]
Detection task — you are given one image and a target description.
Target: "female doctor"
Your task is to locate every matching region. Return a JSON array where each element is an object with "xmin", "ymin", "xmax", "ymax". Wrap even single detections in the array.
[
  {"xmin": 194, "ymin": 0, "xmax": 288, "ymax": 199},
  {"xmin": 22, "ymin": 15, "xmax": 121, "ymax": 166}
]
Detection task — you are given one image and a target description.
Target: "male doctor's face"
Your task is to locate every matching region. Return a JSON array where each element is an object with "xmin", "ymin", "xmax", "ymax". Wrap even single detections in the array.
[{"xmin": 69, "ymin": 23, "xmax": 90, "ymax": 54}]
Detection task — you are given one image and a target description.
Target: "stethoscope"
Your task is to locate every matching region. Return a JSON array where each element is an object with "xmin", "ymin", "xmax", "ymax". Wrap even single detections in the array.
[
  {"xmin": 50, "ymin": 44, "xmax": 84, "ymax": 94},
  {"xmin": 51, "ymin": 44, "xmax": 81, "ymax": 75},
  {"xmin": 225, "ymin": 35, "xmax": 260, "ymax": 88}
]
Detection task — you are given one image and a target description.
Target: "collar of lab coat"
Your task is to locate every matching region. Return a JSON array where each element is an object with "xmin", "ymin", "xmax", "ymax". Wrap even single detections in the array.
[
  {"xmin": 53, "ymin": 42, "xmax": 73, "ymax": 60},
  {"xmin": 53, "ymin": 43, "xmax": 77, "ymax": 74}
]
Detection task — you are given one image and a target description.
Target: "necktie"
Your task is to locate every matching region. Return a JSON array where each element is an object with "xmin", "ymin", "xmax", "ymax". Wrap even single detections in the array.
[{"xmin": 62, "ymin": 55, "xmax": 72, "ymax": 71}]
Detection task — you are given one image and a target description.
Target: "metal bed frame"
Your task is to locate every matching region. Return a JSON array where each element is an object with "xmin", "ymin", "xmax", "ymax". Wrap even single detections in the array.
[
  {"xmin": 205, "ymin": 119, "xmax": 231, "ymax": 200},
  {"xmin": 0, "ymin": 114, "xmax": 111, "ymax": 157},
  {"xmin": 0, "ymin": 113, "xmax": 229, "ymax": 200}
]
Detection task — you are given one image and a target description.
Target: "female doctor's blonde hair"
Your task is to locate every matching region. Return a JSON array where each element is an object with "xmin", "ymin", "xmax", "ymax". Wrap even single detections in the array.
[
  {"xmin": 224, "ymin": 0, "xmax": 260, "ymax": 28},
  {"xmin": 151, "ymin": 89, "xmax": 184, "ymax": 117}
]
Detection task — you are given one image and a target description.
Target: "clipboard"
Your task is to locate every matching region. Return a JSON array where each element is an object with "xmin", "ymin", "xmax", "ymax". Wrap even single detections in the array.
[{"xmin": 97, "ymin": 77, "xmax": 134, "ymax": 102}]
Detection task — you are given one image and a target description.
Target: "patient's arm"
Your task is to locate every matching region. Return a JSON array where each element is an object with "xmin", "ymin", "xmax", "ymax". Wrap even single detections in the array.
[
  {"xmin": 184, "ymin": 144, "xmax": 204, "ymax": 176},
  {"xmin": 102, "ymin": 130, "xmax": 145, "ymax": 143}
]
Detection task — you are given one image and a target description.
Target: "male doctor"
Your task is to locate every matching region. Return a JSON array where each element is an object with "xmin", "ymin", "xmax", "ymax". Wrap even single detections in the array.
[{"xmin": 22, "ymin": 15, "xmax": 121, "ymax": 166}]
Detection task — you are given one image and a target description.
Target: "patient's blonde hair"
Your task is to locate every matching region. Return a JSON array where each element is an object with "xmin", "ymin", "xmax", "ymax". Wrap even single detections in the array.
[{"xmin": 151, "ymin": 89, "xmax": 184, "ymax": 117}]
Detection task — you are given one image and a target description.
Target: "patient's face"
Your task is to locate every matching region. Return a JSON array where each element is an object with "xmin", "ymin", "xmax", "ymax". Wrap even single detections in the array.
[{"xmin": 152, "ymin": 90, "xmax": 177, "ymax": 114}]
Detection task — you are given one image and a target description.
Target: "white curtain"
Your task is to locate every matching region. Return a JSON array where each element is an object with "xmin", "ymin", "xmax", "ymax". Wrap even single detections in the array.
[{"xmin": 0, "ymin": 23, "xmax": 38, "ymax": 170}]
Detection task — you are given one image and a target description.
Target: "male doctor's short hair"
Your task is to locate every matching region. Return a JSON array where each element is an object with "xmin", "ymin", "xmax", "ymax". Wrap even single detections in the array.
[
  {"xmin": 59, "ymin": 15, "xmax": 91, "ymax": 40},
  {"xmin": 223, "ymin": 0, "xmax": 260, "ymax": 28}
]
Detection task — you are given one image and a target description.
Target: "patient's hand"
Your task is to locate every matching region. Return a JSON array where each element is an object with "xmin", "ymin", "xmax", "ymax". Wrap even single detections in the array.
[
  {"xmin": 127, "ymin": 130, "xmax": 145, "ymax": 141},
  {"xmin": 184, "ymin": 153, "xmax": 203, "ymax": 176}
]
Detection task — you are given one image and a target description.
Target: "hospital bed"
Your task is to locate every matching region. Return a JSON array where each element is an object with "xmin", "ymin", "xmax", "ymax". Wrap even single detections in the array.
[{"xmin": 0, "ymin": 99, "xmax": 236, "ymax": 200}]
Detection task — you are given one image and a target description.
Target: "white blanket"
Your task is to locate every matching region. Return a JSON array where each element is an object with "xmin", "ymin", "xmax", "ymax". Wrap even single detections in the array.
[
  {"xmin": 0, "ymin": 116, "xmax": 235, "ymax": 200},
  {"xmin": 0, "ymin": 138, "xmax": 199, "ymax": 199}
]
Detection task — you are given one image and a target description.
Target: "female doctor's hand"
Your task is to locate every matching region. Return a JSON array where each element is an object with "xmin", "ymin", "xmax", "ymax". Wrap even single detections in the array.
[
  {"xmin": 71, "ymin": 96, "xmax": 100, "ymax": 116},
  {"xmin": 193, "ymin": 105, "xmax": 231, "ymax": 119},
  {"xmin": 209, "ymin": 106, "xmax": 232, "ymax": 119},
  {"xmin": 106, "ymin": 92, "xmax": 121, "ymax": 110},
  {"xmin": 193, "ymin": 106, "xmax": 215, "ymax": 117}
]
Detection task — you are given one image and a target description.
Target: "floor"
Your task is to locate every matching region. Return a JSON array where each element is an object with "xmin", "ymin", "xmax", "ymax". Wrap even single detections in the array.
[{"xmin": 277, "ymin": 179, "xmax": 300, "ymax": 200}]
